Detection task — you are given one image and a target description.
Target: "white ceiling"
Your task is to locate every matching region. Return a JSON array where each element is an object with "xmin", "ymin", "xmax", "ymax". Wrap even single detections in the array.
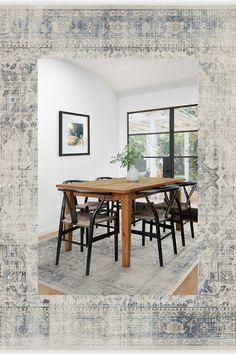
[{"xmin": 73, "ymin": 58, "xmax": 198, "ymax": 96}]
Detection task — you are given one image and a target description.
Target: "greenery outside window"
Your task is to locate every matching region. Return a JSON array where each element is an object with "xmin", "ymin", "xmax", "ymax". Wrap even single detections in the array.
[{"xmin": 127, "ymin": 104, "xmax": 198, "ymax": 183}]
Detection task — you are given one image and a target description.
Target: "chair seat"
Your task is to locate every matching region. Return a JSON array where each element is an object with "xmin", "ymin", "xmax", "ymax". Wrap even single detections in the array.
[
  {"xmin": 76, "ymin": 201, "xmax": 100, "ymax": 210},
  {"xmin": 155, "ymin": 201, "xmax": 190, "ymax": 211},
  {"xmin": 63, "ymin": 211, "xmax": 115, "ymax": 228},
  {"xmin": 133, "ymin": 208, "xmax": 171, "ymax": 223}
]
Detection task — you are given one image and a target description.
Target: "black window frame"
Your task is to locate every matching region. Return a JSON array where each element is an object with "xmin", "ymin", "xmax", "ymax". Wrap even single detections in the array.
[{"xmin": 127, "ymin": 103, "xmax": 198, "ymax": 178}]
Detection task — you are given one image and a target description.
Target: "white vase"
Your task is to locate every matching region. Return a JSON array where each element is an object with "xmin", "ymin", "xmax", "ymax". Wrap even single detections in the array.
[{"xmin": 126, "ymin": 165, "xmax": 140, "ymax": 182}]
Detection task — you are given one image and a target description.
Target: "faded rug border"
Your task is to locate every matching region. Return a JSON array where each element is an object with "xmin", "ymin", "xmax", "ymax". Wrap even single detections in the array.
[{"xmin": 0, "ymin": 6, "xmax": 236, "ymax": 349}]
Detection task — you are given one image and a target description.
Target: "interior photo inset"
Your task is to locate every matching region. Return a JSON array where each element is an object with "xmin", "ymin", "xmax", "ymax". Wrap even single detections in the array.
[{"xmin": 37, "ymin": 58, "xmax": 198, "ymax": 296}]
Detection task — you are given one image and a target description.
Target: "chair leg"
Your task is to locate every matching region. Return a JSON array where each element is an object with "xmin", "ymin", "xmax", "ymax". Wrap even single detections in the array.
[
  {"xmin": 176, "ymin": 211, "xmax": 185, "ymax": 247},
  {"xmin": 80, "ymin": 228, "xmax": 84, "ymax": 252},
  {"xmin": 171, "ymin": 219, "xmax": 177, "ymax": 255},
  {"xmin": 114, "ymin": 232, "xmax": 118, "ymax": 262},
  {"xmin": 86, "ymin": 228, "xmax": 93, "ymax": 276},
  {"xmin": 156, "ymin": 224, "xmax": 163, "ymax": 267},
  {"xmin": 107, "ymin": 220, "xmax": 110, "ymax": 235},
  {"xmin": 116, "ymin": 201, "xmax": 120, "ymax": 233},
  {"xmin": 96, "ymin": 202, "xmax": 99, "ymax": 228},
  {"xmin": 86, "ymin": 228, "xmax": 88, "ymax": 246},
  {"xmin": 132, "ymin": 200, "xmax": 136, "ymax": 226},
  {"xmin": 114, "ymin": 213, "xmax": 119, "ymax": 261},
  {"xmin": 142, "ymin": 220, "xmax": 146, "ymax": 246},
  {"xmin": 55, "ymin": 222, "xmax": 63, "ymax": 265},
  {"xmin": 179, "ymin": 217, "xmax": 185, "ymax": 247},
  {"xmin": 150, "ymin": 222, "xmax": 153, "ymax": 241},
  {"xmin": 163, "ymin": 221, "xmax": 166, "ymax": 233},
  {"xmin": 189, "ymin": 208, "xmax": 195, "ymax": 238},
  {"xmin": 107, "ymin": 202, "xmax": 110, "ymax": 235}
]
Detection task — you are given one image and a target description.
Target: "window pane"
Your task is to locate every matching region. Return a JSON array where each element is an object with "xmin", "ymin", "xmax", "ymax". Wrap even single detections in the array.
[
  {"xmin": 135, "ymin": 158, "xmax": 165, "ymax": 203},
  {"xmin": 174, "ymin": 106, "xmax": 198, "ymax": 131},
  {"xmin": 129, "ymin": 110, "xmax": 169, "ymax": 134},
  {"xmin": 174, "ymin": 131, "xmax": 198, "ymax": 156},
  {"xmin": 135, "ymin": 158, "xmax": 164, "ymax": 178},
  {"xmin": 174, "ymin": 157, "xmax": 198, "ymax": 181},
  {"xmin": 129, "ymin": 134, "xmax": 169, "ymax": 157}
]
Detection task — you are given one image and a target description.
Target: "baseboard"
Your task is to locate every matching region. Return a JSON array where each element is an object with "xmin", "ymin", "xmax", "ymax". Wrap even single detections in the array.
[
  {"xmin": 38, "ymin": 229, "xmax": 58, "ymax": 241},
  {"xmin": 37, "ymin": 224, "xmax": 58, "ymax": 238}
]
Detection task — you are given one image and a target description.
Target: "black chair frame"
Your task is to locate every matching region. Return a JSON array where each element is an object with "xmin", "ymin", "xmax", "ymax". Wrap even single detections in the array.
[
  {"xmin": 63, "ymin": 179, "xmax": 113, "ymax": 232},
  {"xmin": 171, "ymin": 181, "xmax": 197, "ymax": 246},
  {"xmin": 95, "ymin": 176, "xmax": 120, "ymax": 233},
  {"xmin": 132, "ymin": 185, "xmax": 179, "ymax": 266},
  {"xmin": 63, "ymin": 179, "xmax": 90, "ymax": 207},
  {"xmin": 55, "ymin": 188, "xmax": 119, "ymax": 275}
]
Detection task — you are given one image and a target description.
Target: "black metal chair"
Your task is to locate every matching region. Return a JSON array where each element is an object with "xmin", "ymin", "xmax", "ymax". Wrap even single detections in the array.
[
  {"xmin": 131, "ymin": 185, "xmax": 179, "ymax": 267},
  {"xmin": 155, "ymin": 181, "xmax": 197, "ymax": 246},
  {"xmin": 63, "ymin": 180, "xmax": 111, "ymax": 251},
  {"xmin": 95, "ymin": 177, "xmax": 120, "ymax": 232},
  {"xmin": 55, "ymin": 188, "xmax": 119, "ymax": 276}
]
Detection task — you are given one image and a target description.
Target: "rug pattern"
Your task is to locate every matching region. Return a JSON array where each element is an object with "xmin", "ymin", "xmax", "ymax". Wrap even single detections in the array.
[
  {"xmin": 0, "ymin": 6, "xmax": 236, "ymax": 349},
  {"xmin": 38, "ymin": 227, "xmax": 198, "ymax": 296}
]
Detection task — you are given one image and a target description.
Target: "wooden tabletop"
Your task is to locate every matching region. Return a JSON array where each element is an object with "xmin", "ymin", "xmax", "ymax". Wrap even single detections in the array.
[{"xmin": 56, "ymin": 177, "xmax": 184, "ymax": 194}]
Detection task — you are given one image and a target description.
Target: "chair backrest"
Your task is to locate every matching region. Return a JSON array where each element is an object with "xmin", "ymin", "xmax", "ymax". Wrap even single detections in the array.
[
  {"xmin": 61, "ymin": 188, "xmax": 78, "ymax": 224},
  {"xmin": 59, "ymin": 188, "xmax": 111, "ymax": 226},
  {"xmin": 95, "ymin": 177, "xmax": 113, "ymax": 181},
  {"xmin": 63, "ymin": 180, "xmax": 89, "ymax": 204},
  {"xmin": 136, "ymin": 185, "xmax": 179, "ymax": 221},
  {"xmin": 175, "ymin": 181, "xmax": 197, "ymax": 208},
  {"xmin": 63, "ymin": 179, "xmax": 88, "ymax": 184}
]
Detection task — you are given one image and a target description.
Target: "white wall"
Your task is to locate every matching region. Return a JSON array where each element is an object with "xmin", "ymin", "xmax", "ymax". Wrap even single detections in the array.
[
  {"xmin": 118, "ymin": 85, "xmax": 198, "ymax": 176},
  {"xmin": 38, "ymin": 59, "xmax": 198, "ymax": 234},
  {"xmin": 38, "ymin": 59, "xmax": 118, "ymax": 235}
]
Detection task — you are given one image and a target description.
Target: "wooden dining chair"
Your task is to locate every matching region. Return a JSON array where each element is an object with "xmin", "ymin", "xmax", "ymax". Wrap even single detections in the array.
[
  {"xmin": 63, "ymin": 180, "xmax": 100, "ymax": 212},
  {"xmin": 155, "ymin": 181, "xmax": 197, "ymax": 246},
  {"xmin": 55, "ymin": 188, "xmax": 119, "ymax": 276},
  {"xmin": 95, "ymin": 177, "xmax": 120, "ymax": 233},
  {"xmin": 131, "ymin": 185, "xmax": 179, "ymax": 267},
  {"xmin": 63, "ymin": 180, "xmax": 103, "ymax": 251}
]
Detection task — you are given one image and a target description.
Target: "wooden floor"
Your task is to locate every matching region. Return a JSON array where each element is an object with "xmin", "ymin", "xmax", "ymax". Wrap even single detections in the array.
[
  {"xmin": 38, "ymin": 283, "xmax": 64, "ymax": 295},
  {"xmin": 172, "ymin": 265, "xmax": 198, "ymax": 295},
  {"xmin": 38, "ymin": 266, "xmax": 198, "ymax": 296}
]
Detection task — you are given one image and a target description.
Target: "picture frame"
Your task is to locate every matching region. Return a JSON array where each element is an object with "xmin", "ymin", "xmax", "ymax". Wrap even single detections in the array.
[{"xmin": 59, "ymin": 111, "xmax": 90, "ymax": 156}]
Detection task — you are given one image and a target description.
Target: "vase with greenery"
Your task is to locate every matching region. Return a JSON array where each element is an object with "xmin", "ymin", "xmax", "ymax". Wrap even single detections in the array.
[{"xmin": 110, "ymin": 144, "xmax": 144, "ymax": 182}]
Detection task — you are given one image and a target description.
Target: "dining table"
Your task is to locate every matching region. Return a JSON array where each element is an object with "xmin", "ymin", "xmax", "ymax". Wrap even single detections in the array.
[{"xmin": 56, "ymin": 177, "xmax": 184, "ymax": 268}]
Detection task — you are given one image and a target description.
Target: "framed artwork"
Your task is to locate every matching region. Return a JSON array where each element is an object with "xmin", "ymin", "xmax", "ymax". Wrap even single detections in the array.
[
  {"xmin": 0, "ymin": 4, "xmax": 236, "ymax": 351},
  {"xmin": 59, "ymin": 111, "xmax": 90, "ymax": 156}
]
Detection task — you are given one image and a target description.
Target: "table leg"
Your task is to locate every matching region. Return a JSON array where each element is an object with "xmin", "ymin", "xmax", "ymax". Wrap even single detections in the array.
[
  {"xmin": 64, "ymin": 192, "xmax": 73, "ymax": 251},
  {"xmin": 120, "ymin": 194, "xmax": 132, "ymax": 267}
]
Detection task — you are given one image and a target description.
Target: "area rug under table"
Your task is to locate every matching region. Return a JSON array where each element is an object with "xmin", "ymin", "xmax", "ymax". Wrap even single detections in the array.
[{"xmin": 38, "ymin": 225, "xmax": 199, "ymax": 296}]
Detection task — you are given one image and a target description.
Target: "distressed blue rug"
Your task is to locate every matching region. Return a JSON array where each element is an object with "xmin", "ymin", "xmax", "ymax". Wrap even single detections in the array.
[{"xmin": 38, "ymin": 225, "xmax": 199, "ymax": 295}]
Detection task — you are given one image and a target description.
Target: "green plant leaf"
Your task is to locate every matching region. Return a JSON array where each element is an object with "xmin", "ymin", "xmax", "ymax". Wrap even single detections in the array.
[{"xmin": 110, "ymin": 144, "xmax": 144, "ymax": 168}]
